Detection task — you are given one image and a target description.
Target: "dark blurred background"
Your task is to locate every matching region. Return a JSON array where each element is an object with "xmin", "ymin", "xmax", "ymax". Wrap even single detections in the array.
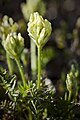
[
  {"xmin": 0, "ymin": 0, "xmax": 80, "ymax": 85},
  {"xmin": 0, "ymin": 0, "xmax": 80, "ymax": 28}
]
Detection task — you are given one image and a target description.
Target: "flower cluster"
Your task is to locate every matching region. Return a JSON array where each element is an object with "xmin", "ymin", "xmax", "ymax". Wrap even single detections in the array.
[
  {"xmin": 0, "ymin": 15, "xmax": 18, "ymax": 39},
  {"xmin": 4, "ymin": 32, "xmax": 24, "ymax": 59},
  {"xmin": 27, "ymin": 12, "xmax": 52, "ymax": 48},
  {"xmin": 66, "ymin": 64, "xmax": 78, "ymax": 95}
]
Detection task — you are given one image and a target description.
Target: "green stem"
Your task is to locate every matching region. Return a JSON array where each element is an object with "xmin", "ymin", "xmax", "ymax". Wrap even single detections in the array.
[
  {"xmin": 15, "ymin": 57, "xmax": 26, "ymax": 87},
  {"xmin": 31, "ymin": 39, "xmax": 36, "ymax": 79},
  {"xmin": 6, "ymin": 53, "xmax": 13, "ymax": 75},
  {"xmin": 37, "ymin": 46, "xmax": 41, "ymax": 89},
  {"xmin": 64, "ymin": 92, "xmax": 67, "ymax": 101},
  {"xmin": 68, "ymin": 91, "xmax": 72, "ymax": 101}
]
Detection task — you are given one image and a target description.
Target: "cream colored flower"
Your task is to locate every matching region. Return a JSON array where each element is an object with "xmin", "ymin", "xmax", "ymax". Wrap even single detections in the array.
[
  {"xmin": 4, "ymin": 32, "xmax": 24, "ymax": 59},
  {"xmin": 27, "ymin": 12, "xmax": 52, "ymax": 48}
]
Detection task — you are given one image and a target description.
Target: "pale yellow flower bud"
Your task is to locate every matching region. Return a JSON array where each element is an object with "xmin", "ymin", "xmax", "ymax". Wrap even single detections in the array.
[
  {"xmin": 0, "ymin": 15, "xmax": 18, "ymax": 39},
  {"xmin": 27, "ymin": 12, "xmax": 52, "ymax": 48},
  {"xmin": 3, "ymin": 33, "xmax": 24, "ymax": 59}
]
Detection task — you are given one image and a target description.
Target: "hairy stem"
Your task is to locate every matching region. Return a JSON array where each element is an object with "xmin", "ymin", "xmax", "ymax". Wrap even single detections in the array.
[
  {"xmin": 37, "ymin": 46, "xmax": 41, "ymax": 89},
  {"xmin": 31, "ymin": 39, "xmax": 36, "ymax": 79},
  {"xmin": 15, "ymin": 57, "xmax": 26, "ymax": 87},
  {"xmin": 6, "ymin": 53, "xmax": 13, "ymax": 75}
]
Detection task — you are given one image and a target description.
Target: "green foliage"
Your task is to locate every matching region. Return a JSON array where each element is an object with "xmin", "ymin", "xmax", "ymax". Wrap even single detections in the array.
[
  {"xmin": 0, "ymin": 67, "xmax": 80, "ymax": 120},
  {"xmin": 0, "ymin": 67, "xmax": 19, "ymax": 101},
  {"xmin": 18, "ymin": 82, "xmax": 54, "ymax": 120},
  {"xmin": 47, "ymin": 98, "xmax": 80, "ymax": 120},
  {"xmin": 66, "ymin": 63, "xmax": 79, "ymax": 101},
  {"xmin": 0, "ymin": 67, "xmax": 55, "ymax": 120}
]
